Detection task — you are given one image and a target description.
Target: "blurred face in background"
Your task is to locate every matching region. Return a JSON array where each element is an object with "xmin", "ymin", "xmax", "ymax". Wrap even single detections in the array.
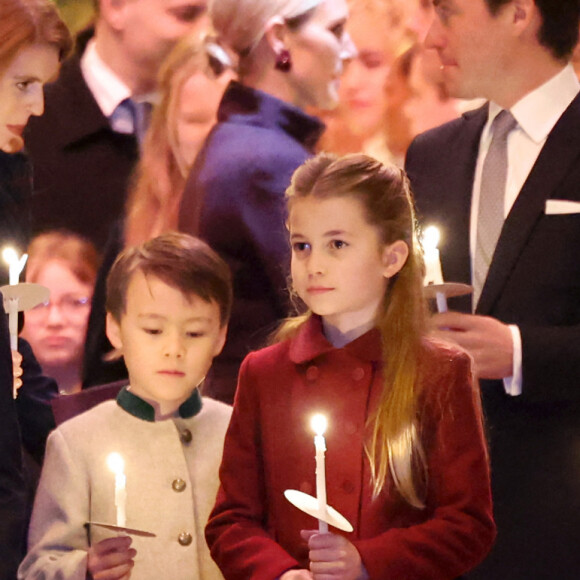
[
  {"xmin": 0, "ymin": 43, "xmax": 60, "ymax": 152},
  {"xmin": 285, "ymin": 0, "xmax": 356, "ymax": 110},
  {"xmin": 22, "ymin": 260, "xmax": 93, "ymax": 371},
  {"xmin": 113, "ymin": 0, "xmax": 210, "ymax": 90},
  {"xmin": 339, "ymin": 8, "xmax": 394, "ymax": 137},
  {"xmin": 175, "ymin": 62, "xmax": 235, "ymax": 168}
]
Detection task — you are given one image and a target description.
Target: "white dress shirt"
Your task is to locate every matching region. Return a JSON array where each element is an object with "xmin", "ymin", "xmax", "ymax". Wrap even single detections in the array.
[
  {"xmin": 80, "ymin": 40, "xmax": 156, "ymax": 134},
  {"xmin": 470, "ymin": 64, "xmax": 580, "ymax": 395}
]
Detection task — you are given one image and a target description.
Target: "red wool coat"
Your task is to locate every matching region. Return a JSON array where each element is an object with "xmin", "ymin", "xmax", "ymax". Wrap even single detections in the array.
[{"xmin": 206, "ymin": 316, "xmax": 495, "ymax": 580}]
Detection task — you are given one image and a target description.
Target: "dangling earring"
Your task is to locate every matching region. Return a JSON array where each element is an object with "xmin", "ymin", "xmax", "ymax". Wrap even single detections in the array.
[{"xmin": 275, "ymin": 49, "xmax": 292, "ymax": 72}]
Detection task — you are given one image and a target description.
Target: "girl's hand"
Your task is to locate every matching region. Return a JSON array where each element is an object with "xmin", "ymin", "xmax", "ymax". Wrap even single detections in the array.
[
  {"xmin": 87, "ymin": 536, "xmax": 136, "ymax": 580},
  {"xmin": 11, "ymin": 350, "xmax": 23, "ymax": 394},
  {"xmin": 279, "ymin": 570, "xmax": 314, "ymax": 579},
  {"xmin": 301, "ymin": 530, "xmax": 368, "ymax": 580}
]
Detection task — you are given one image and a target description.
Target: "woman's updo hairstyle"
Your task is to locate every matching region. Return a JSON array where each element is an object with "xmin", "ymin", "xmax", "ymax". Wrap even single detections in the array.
[{"xmin": 210, "ymin": 0, "xmax": 321, "ymax": 58}]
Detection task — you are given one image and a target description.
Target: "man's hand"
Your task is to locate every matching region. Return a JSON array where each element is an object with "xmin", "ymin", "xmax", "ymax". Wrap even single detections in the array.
[
  {"xmin": 87, "ymin": 536, "xmax": 136, "ymax": 580},
  {"xmin": 301, "ymin": 530, "xmax": 368, "ymax": 580},
  {"xmin": 430, "ymin": 311, "xmax": 513, "ymax": 379}
]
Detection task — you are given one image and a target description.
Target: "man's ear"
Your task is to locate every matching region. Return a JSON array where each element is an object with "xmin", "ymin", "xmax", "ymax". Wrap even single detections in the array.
[
  {"xmin": 264, "ymin": 15, "xmax": 288, "ymax": 58},
  {"xmin": 509, "ymin": 0, "xmax": 537, "ymax": 32},
  {"xmin": 105, "ymin": 313, "xmax": 123, "ymax": 351},
  {"xmin": 382, "ymin": 240, "xmax": 409, "ymax": 278}
]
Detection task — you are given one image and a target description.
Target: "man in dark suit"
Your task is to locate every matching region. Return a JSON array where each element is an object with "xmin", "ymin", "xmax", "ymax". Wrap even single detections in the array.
[
  {"xmin": 25, "ymin": 0, "xmax": 209, "ymax": 250},
  {"xmin": 405, "ymin": 0, "xmax": 580, "ymax": 578}
]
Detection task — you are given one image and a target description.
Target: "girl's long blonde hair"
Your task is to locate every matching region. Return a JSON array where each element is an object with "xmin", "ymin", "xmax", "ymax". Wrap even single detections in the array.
[{"xmin": 280, "ymin": 152, "xmax": 428, "ymax": 508}]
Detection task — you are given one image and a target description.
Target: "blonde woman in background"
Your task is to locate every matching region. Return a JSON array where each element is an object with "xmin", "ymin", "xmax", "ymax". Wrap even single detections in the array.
[
  {"xmin": 178, "ymin": 0, "xmax": 357, "ymax": 404},
  {"xmin": 318, "ymin": 0, "xmax": 413, "ymax": 163},
  {"xmin": 125, "ymin": 32, "xmax": 235, "ymax": 247}
]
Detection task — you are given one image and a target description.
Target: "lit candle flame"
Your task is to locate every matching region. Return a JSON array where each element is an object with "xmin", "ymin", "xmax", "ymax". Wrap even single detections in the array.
[
  {"xmin": 107, "ymin": 452, "xmax": 125, "ymax": 475},
  {"xmin": 2, "ymin": 247, "xmax": 18, "ymax": 265},
  {"xmin": 311, "ymin": 413, "xmax": 327, "ymax": 437},
  {"xmin": 422, "ymin": 226, "xmax": 440, "ymax": 252}
]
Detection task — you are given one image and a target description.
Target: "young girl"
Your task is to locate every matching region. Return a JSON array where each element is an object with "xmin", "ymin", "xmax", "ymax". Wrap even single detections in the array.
[{"xmin": 205, "ymin": 153, "xmax": 495, "ymax": 580}]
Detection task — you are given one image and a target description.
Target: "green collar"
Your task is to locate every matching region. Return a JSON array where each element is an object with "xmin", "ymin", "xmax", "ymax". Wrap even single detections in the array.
[{"xmin": 116, "ymin": 387, "xmax": 203, "ymax": 422}]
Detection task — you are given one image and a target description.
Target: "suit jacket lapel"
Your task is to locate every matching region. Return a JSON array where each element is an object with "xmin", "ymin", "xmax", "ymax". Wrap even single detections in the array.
[
  {"xmin": 437, "ymin": 105, "xmax": 487, "ymax": 312},
  {"xmin": 477, "ymin": 93, "xmax": 580, "ymax": 314}
]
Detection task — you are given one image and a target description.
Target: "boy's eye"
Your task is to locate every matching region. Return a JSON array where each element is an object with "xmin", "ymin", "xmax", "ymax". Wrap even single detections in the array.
[
  {"xmin": 330, "ymin": 239, "xmax": 347, "ymax": 250},
  {"xmin": 186, "ymin": 331, "xmax": 205, "ymax": 338},
  {"xmin": 292, "ymin": 241, "xmax": 310, "ymax": 252},
  {"xmin": 143, "ymin": 328, "xmax": 162, "ymax": 335},
  {"xmin": 16, "ymin": 81, "xmax": 31, "ymax": 91}
]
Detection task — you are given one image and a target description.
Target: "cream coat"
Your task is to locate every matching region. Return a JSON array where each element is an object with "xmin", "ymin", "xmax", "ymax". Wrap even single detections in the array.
[{"xmin": 19, "ymin": 396, "xmax": 231, "ymax": 580}]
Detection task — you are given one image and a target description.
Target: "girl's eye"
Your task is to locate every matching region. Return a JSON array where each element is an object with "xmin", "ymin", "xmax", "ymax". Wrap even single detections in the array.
[
  {"xmin": 16, "ymin": 81, "xmax": 31, "ymax": 91},
  {"xmin": 330, "ymin": 23, "xmax": 345, "ymax": 39},
  {"xmin": 330, "ymin": 240, "xmax": 347, "ymax": 250},
  {"xmin": 292, "ymin": 241, "xmax": 310, "ymax": 252}
]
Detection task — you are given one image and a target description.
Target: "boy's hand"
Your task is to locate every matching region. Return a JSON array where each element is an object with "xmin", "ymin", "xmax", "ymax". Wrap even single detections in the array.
[
  {"xmin": 11, "ymin": 350, "xmax": 22, "ymax": 394},
  {"xmin": 279, "ymin": 570, "xmax": 314, "ymax": 579},
  {"xmin": 88, "ymin": 536, "xmax": 136, "ymax": 580},
  {"xmin": 301, "ymin": 530, "xmax": 368, "ymax": 580}
]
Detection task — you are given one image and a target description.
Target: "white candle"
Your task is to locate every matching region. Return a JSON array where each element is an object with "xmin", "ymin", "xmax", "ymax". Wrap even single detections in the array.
[
  {"xmin": 2, "ymin": 248, "xmax": 28, "ymax": 396},
  {"xmin": 311, "ymin": 414, "xmax": 328, "ymax": 533},
  {"xmin": 422, "ymin": 226, "xmax": 447, "ymax": 313},
  {"xmin": 107, "ymin": 453, "xmax": 127, "ymax": 528}
]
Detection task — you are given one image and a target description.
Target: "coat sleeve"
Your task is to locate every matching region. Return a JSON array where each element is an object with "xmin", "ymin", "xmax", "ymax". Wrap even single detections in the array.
[
  {"xmin": 353, "ymin": 352, "xmax": 496, "ymax": 580},
  {"xmin": 205, "ymin": 354, "xmax": 300, "ymax": 580},
  {"xmin": 18, "ymin": 429, "xmax": 90, "ymax": 580}
]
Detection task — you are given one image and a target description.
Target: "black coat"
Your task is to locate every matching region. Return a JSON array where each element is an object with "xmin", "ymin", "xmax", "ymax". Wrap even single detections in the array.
[{"xmin": 24, "ymin": 54, "xmax": 139, "ymax": 251}]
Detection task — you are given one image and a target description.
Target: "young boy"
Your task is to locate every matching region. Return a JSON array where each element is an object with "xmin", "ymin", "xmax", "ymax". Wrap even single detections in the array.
[{"xmin": 19, "ymin": 233, "xmax": 233, "ymax": 580}]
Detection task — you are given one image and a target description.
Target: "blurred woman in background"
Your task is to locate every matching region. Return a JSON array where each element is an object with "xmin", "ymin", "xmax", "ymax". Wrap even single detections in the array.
[{"xmin": 178, "ymin": 0, "xmax": 356, "ymax": 403}]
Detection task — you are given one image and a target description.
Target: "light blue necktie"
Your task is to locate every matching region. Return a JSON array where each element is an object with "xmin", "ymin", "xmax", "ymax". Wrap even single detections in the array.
[{"xmin": 110, "ymin": 98, "xmax": 152, "ymax": 146}]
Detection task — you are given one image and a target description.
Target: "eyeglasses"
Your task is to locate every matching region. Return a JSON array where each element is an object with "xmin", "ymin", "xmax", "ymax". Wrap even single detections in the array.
[{"xmin": 28, "ymin": 295, "xmax": 91, "ymax": 319}]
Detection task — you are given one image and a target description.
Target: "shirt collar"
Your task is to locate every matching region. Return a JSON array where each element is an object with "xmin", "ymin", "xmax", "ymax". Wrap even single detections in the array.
[
  {"xmin": 116, "ymin": 386, "xmax": 203, "ymax": 422},
  {"xmin": 488, "ymin": 64, "xmax": 580, "ymax": 144},
  {"xmin": 81, "ymin": 40, "xmax": 133, "ymax": 118},
  {"xmin": 218, "ymin": 81, "xmax": 325, "ymax": 152},
  {"xmin": 288, "ymin": 315, "xmax": 383, "ymax": 365}
]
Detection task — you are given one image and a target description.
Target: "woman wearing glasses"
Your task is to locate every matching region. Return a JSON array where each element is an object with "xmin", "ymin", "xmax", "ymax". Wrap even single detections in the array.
[{"xmin": 21, "ymin": 231, "xmax": 100, "ymax": 396}]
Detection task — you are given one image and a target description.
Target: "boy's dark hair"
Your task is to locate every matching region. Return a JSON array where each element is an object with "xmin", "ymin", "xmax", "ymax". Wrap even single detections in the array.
[
  {"xmin": 106, "ymin": 232, "xmax": 232, "ymax": 326},
  {"xmin": 485, "ymin": 0, "xmax": 580, "ymax": 60}
]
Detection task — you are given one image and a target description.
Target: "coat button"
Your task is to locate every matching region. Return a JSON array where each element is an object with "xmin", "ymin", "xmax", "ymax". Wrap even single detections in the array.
[
  {"xmin": 345, "ymin": 421, "xmax": 356, "ymax": 435},
  {"xmin": 299, "ymin": 481, "xmax": 313, "ymax": 495},
  {"xmin": 306, "ymin": 366, "xmax": 319, "ymax": 381},
  {"xmin": 178, "ymin": 532, "xmax": 192, "ymax": 546},
  {"xmin": 180, "ymin": 429, "xmax": 192, "ymax": 444},
  {"xmin": 352, "ymin": 368, "xmax": 365, "ymax": 381},
  {"xmin": 172, "ymin": 478, "xmax": 186, "ymax": 492}
]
